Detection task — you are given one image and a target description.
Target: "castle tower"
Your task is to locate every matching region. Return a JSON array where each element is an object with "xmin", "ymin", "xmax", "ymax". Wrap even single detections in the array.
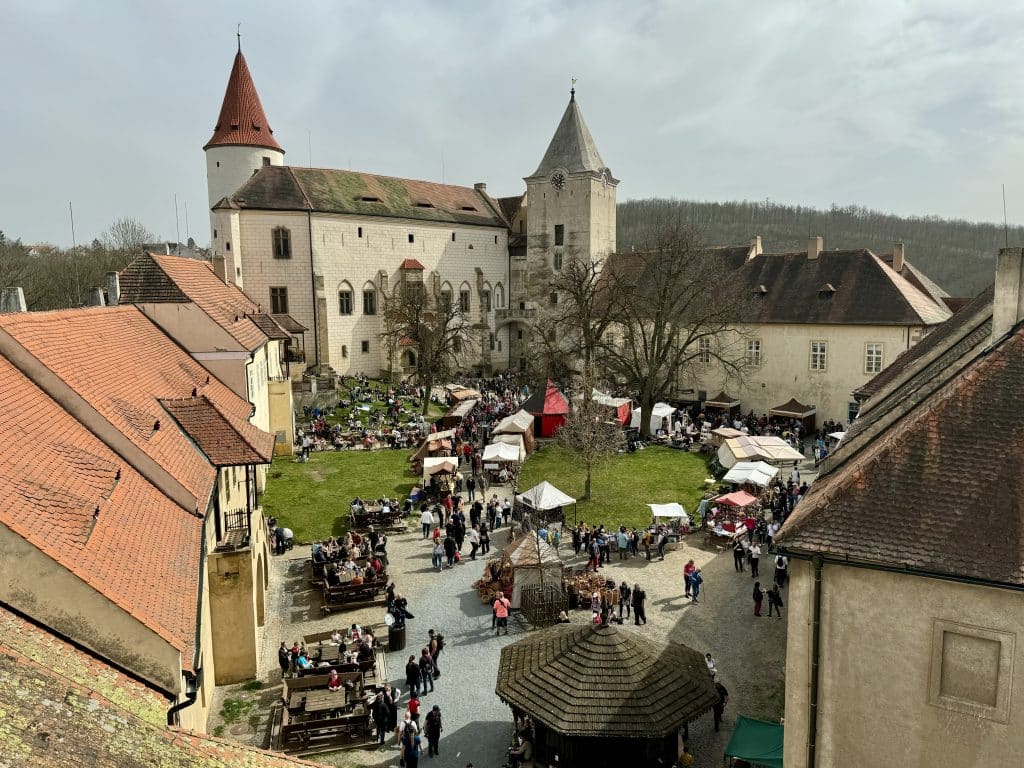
[
  {"xmin": 204, "ymin": 42, "xmax": 284, "ymax": 246},
  {"xmin": 510, "ymin": 88, "xmax": 618, "ymax": 369}
]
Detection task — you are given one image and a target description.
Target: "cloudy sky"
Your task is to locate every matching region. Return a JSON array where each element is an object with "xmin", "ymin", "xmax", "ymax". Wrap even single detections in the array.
[{"xmin": 6, "ymin": 0, "xmax": 1024, "ymax": 246}]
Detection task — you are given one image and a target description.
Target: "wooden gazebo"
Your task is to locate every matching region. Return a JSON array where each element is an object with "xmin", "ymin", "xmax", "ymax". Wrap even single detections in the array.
[{"xmin": 495, "ymin": 624, "xmax": 718, "ymax": 767}]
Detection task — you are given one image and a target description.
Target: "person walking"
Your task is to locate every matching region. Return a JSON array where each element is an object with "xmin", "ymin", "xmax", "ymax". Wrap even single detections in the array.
[
  {"xmin": 732, "ymin": 538, "xmax": 745, "ymax": 572},
  {"xmin": 753, "ymin": 581, "xmax": 764, "ymax": 617},
  {"xmin": 372, "ymin": 692, "xmax": 389, "ymax": 745},
  {"xmin": 493, "ymin": 590, "xmax": 511, "ymax": 636},
  {"xmin": 428, "ymin": 629, "xmax": 444, "ymax": 677},
  {"xmin": 618, "ymin": 581, "xmax": 632, "ymax": 620},
  {"xmin": 587, "ymin": 538, "xmax": 600, "ymax": 573},
  {"xmin": 419, "ymin": 648, "xmax": 435, "ymax": 694},
  {"xmin": 767, "ymin": 584, "xmax": 784, "ymax": 618},
  {"xmin": 713, "ymin": 681, "xmax": 729, "ymax": 732},
  {"xmin": 467, "ymin": 475, "xmax": 476, "ymax": 501},
  {"xmin": 432, "ymin": 540, "xmax": 444, "ymax": 571},
  {"xmin": 468, "ymin": 526, "xmax": 480, "ymax": 560},
  {"xmin": 749, "ymin": 542, "xmax": 761, "ymax": 578},
  {"xmin": 690, "ymin": 568, "xmax": 703, "ymax": 604},
  {"xmin": 277, "ymin": 641, "xmax": 291, "ymax": 679},
  {"xmin": 657, "ymin": 528, "xmax": 668, "ymax": 561},
  {"xmin": 443, "ymin": 536, "xmax": 456, "ymax": 568},
  {"xmin": 425, "ymin": 704, "xmax": 443, "ymax": 757},
  {"xmin": 406, "ymin": 654, "xmax": 422, "ymax": 697},
  {"xmin": 616, "ymin": 527, "xmax": 629, "ymax": 560},
  {"xmin": 683, "ymin": 559, "xmax": 696, "ymax": 599},
  {"xmin": 420, "ymin": 506, "xmax": 434, "ymax": 538},
  {"xmin": 774, "ymin": 554, "xmax": 789, "ymax": 589},
  {"xmin": 632, "ymin": 583, "xmax": 647, "ymax": 625}
]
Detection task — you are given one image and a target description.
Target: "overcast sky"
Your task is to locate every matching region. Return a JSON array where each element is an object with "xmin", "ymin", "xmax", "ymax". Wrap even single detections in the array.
[{"xmin": 6, "ymin": 0, "xmax": 1024, "ymax": 246}]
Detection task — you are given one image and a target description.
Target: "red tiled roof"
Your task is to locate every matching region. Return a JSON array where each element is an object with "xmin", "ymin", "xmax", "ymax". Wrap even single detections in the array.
[
  {"xmin": 401, "ymin": 258, "xmax": 426, "ymax": 270},
  {"xmin": 162, "ymin": 396, "xmax": 274, "ymax": 466},
  {"xmin": 0, "ymin": 306, "xmax": 263, "ymax": 509},
  {"xmin": 0, "ymin": 354, "xmax": 202, "ymax": 667},
  {"xmin": 122, "ymin": 253, "xmax": 269, "ymax": 351},
  {"xmin": 0, "ymin": 605, "xmax": 321, "ymax": 766},
  {"xmin": 204, "ymin": 49, "xmax": 282, "ymax": 152}
]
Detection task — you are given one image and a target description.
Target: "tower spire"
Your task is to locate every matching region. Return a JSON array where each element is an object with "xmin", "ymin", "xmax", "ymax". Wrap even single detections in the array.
[{"xmin": 204, "ymin": 43, "xmax": 283, "ymax": 152}]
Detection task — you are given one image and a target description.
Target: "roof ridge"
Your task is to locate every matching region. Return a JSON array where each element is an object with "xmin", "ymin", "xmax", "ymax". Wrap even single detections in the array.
[
  {"xmin": 285, "ymin": 165, "xmax": 314, "ymax": 210},
  {"xmin": 869, "ymin": 251, "xmax": 951, "ymax": 324},
  {"xmin": 0, "ymin": 325, "xmax": 199, "ymax": 516}
]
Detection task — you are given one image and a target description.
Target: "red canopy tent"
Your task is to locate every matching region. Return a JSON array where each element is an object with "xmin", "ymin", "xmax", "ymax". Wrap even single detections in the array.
[
  {"xmin": 522, "ymin": 380, "xmax": 569, "ymax": 438},
  {"xmin": 717, "ymin": 490, "xmax": 758, "ymax": 508}
]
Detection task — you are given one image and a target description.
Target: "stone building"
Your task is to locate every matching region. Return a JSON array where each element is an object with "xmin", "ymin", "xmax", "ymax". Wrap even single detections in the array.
[
  {"xmin": 203, "ymin": 47, "xmax": 616, "ymax": 376},
  {"xmin": 0, "ymin": 304, "xmax": 276, "ymax": 733},
  {"xmin": 774, "ymin": 248, "xmax": 1024, "ymax": 766}
]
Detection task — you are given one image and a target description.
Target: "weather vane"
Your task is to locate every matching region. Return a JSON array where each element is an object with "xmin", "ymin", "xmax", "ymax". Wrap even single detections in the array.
[
  {"xmin": 571, "ymin": 76, "xmax": 577, "ymax": 100},
  {"xmin": 237, "ymin": 23, "xmax": 241, "ymax": 52}
]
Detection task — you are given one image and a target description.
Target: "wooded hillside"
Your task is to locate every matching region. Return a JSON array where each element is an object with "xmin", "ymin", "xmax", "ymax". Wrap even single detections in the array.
[{"xmin": 617, "ymin": 198, "xmax": 1020, "ymax": 297}]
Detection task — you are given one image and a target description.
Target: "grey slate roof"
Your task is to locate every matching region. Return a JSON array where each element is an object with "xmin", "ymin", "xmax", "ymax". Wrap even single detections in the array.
[{"xmin": 531, "ymin": 95, "xmax": 610, "ymax": 178}]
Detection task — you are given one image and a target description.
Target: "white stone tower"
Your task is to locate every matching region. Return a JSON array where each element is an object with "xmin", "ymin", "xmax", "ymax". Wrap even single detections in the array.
[
  {"xmin": 204, "ymin": 41, "xmax": 284, "ymax": 245},
  {"xmin": 509, "ymin": 88, "xmax": 618, "ymax": 368}
]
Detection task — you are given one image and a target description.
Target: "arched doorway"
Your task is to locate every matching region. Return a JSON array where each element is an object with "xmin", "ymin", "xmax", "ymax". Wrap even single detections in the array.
[{"xmin": 403, "ymin": 350, "xmax": 417, "ymax": 368}]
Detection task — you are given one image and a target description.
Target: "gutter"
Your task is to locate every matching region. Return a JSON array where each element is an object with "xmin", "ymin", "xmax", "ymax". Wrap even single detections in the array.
[
  {"xmin": 168, "ymin": 515, "xmax": 209, "ymax": 726},
  {"xmin": 808, "ymin": 555, "xmax": 823, "ymax": 768},
  {"xmin": 307, "ymin": 211, "xmax": 320, "ymax": 368}
]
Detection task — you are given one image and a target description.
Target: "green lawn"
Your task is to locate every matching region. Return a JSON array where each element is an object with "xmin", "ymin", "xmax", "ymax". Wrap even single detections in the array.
[
  {"xmin": 517, "ymin": 445, "xmax": 711, "ymax": 530},
  {"xmin": 262, "ymin": 450, "xmax": 416, "ymax": 543}
]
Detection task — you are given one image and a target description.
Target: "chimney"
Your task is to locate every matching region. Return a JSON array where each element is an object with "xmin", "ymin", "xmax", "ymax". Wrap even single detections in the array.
[
  {"xmin": 106, "ymin": 271, "xmax": 120, "ymax": 306},
  {"xmin": 1, "ymin": 286, "xmax": 27, "ymax": 313},
  {"xmin": 807, "ymin": 236, "xmax": 823, "ymax": 260},
  {"xmin": 892, "ymin": 242, "xmax": 905, "ymax": 273},
  {"xmin": 474, "ymin": 182, "xmax": 487, "ymax": 192},
  {"xmin": 992, "ymin": 247, "xmax": 1024, "ymax": 342},
  {"xmin": 212, "ymin": 255, "xmax": 227, "ymax": 283},
  {"xmin": 750, "ymin": 235, "xmax": 763, "ymax": 259},
  {"xmin": 87, "ymin": 287, "xmax": 106, "ymax": 307}
]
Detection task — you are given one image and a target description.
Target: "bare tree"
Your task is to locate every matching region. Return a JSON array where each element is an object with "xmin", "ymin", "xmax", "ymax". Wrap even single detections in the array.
[
  {"xmin": 601, "ymin": 222, "xmax": 750, "ymax": 439},
  {"xmin": 101, "ymin": 217, "xmax": 153, "ymax": 254},
  {"xmin": 0, "ymin": 232, "xmax": 31, "ymax": 295},
  {"xmin": 380, "ymin": 280, "xmax": 471, "ymax": 415},
  {"xmin": 556, "ymin": 387, "xmax": 626, "ymax": 501}
]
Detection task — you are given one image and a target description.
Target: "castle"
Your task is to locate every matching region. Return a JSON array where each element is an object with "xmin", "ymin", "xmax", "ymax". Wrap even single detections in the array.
[{"xmin": 204, "ymin": 43, "xmax": 617, "ymax": 376}]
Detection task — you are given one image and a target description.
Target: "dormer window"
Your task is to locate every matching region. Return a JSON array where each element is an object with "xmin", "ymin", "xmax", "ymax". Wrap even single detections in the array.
[
  {"xmin": 460, "ymin": 205, "xmax": 477, "ymax": 212},
  {"xmin": 415, "ymin": 201, "xmax": 435, "ymax": 209},
  {"xmin": 819, "ymin": 283, "xmax": 836, "ymax": 299},
  {"xmin": 358, "ymin": 196, "xmax": 382, "ymax": 203},
  {"xmin": 756, "ymin": 284, "xmax": 767, "ymax": 295}
]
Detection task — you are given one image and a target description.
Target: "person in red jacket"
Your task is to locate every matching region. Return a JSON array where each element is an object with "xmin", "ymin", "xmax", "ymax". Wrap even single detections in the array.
[
  {"xmin": 493, "ymin": 591, "xmax": 511, "ymax": 636},
  {"xmin": 683, "ymin": 559, "xmax": 696, "ymax": 598}
]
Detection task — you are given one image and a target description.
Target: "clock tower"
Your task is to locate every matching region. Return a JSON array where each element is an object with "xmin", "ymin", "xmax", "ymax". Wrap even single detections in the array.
[{"xmin": 509, "ymin": 88, "xmax": 618, "ymax": 369}]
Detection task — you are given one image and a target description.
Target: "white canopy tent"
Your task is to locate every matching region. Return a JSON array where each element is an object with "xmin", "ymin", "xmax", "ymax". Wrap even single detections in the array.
[
  {"xmin": 630, "ymin": 402, "xmax": 675, "ymax": 433},
  {"xmin": 517, "ymin": 481, "xmax": 576, "ymax": 511},
  {"xmin": 494, "ymin": 409, "xmax": 534, "ymax": 435},
  {"xmin": 648, "ymin": 502, "xmax": 687, "ymax": 518},
  {"xmin": 422, "ymin": 456, "xmax": 458, "ymax": 483},
  {"xmin": 717, "ymin": 435, "xmax": 806, "ymax": 469},
  {"xmin": 483, "ymin": 442, "xmax": 523, "ymax": 463},
  {"xmin": 723, "ymin": 461, "xmax": 779, "ymax": 488},
  {"xmin": 491, "ymin": 432, "xmax": 526, "ymax": 455}
]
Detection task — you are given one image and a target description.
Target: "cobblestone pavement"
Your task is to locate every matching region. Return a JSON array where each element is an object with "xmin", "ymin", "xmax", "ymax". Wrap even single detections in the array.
[{"xmin": 212, "ymin": 500, "xmax": 787, "ymax": 767}]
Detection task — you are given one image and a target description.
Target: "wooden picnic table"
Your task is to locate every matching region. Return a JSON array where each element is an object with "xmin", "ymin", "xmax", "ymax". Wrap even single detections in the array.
[{"xmin": 300, "ymin": 688, "xmax": 351, "ymax": 715}]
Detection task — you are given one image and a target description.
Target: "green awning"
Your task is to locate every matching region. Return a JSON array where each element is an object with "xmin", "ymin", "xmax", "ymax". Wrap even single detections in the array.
[{"xmin": 724, "ymin": 716, "xmax": 784, "ymax": 768}]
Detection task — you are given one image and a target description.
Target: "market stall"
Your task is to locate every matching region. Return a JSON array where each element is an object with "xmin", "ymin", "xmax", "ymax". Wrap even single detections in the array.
[
  {"xmin": 723, "ymin": 460, "xmax": 779, "ymax": 488},
  {"xmin": 717, "ymin": 435, "xmax": 805, "ymax": 469},
  {"xmin": 475, "ymin": 532, "xmax": 564, "ymax": 609},
  {"xmin": 648, "ymin": 503, "xmax": 690, "ymax": 537},
  {"xmin": 482, "ymin": 441, "xmax": 523, "ymax": 481},
  {"xmin": 493, "ymin": 409, "xmax": 537, "ymax": 454},
  {"xmin": 592, "ymin": 389, "xmax": 632, "ymax": 426},
  {"xmin": 409, "ymin": 428, "xmax": 455, "ymax": 465},
  {"xmin": 630, "ymin": 402, "xmax": 675, "ymax": 435},
  {"xmin": 446, "ymin": 384, "xmax": 483, "ymax": 402},
  {"xmin": 769, "ymin": 397, "xmax": 817, "ymax": 434},
  {"xmin": 522, "ymin": 380, "xmax": 569, "ymax": 438},
  {"xmin": 704, "ymin": 391, "xmax": 741, "ymax": 420},
  {"xmin": 437, "ymin": 398, "xmax": 478, "ymax": 430},
  {"xmin": 421, "ymin": 457, "xmax": 458, "ymax": 496},
  {"xmin": 517, "ymin": 481, "xmax": 577, "ymax": 525}
]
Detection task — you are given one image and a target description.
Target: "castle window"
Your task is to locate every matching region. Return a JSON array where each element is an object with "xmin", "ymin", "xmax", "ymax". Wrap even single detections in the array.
[
  {"xmin": 698, "ymin": 338, "xmax": 711, "ymax": 364},
  {"xmin": 213, "ymin": 229, "xmax": 218, "ymax": 239},
  {"xmin": 554, "ymin": 224, "xmax": 565, "ymax": 246},
  {"xmin": 459, "ymin": 289, "xmax": 471, "ymax": 313},
  {"xmin": 358, "ymin": 227, "xmax": 363, "ymax": 238},
  {"xmin": 363, "ymin": 289, "xmax": 377, "ymax": 315},
  {"xmin": 262, "ymin": 156, "xmax": 271, "ymax": 166},
  {"xmin": 553, "ymin": 251, "xmax": 563, "ymax": 271},
  {"xmin": 494, "ymin": 235, "xmax": 498, "ymax": 244},
  {"xmin": 341, "ymin": 345, "xmax": 348, "ymax": 358},
  {"xmin": 225, "ymin": 241, "xmax": 231, "ymax": 251},
  {"xmin": 272, "ymin": 227, "xmax": 292, "ymax": 259},
  {"xmin": 489, "ymin": 333, "xmax": 496, "ymax": 351},
  {"xmin": 549, "ymin": 292, "xmax": 558, "ymax": 306},
  {"xmin": 338, "ymin": 285, "xmax": 353, "ymax": 315},
  {"xmin": 269, "ymin": 287, "xmax": 288, "ymax": 314},
  {"xmin": 452, "ymin": 232, "xmax": 456, "ymax": 242},
  {"xmin": 495, "ymin": 283, "xmax": 505, "ymax": 308},
  {"xmin": 361, "ymin": 340, "xmax": 370, "ymax": 354},
  {"xmin": 453, "ymin": 337, "xmax": 462, "ymax": 353},
  {"xmin": 408, "ymin": 234, "xmax": 415, "ymax": 244},
  {"xmin": 482, "ymin": 290, "xmax": 491, "ymax": 312}
]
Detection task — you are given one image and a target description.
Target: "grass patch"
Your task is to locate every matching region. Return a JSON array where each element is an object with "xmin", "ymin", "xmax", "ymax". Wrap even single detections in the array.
[
  {"xmin": 263, "ymin": 450, "xmax": 415, "ymax": 542},
  {"xmin": 518, "ymin": 445, "xmax": 711, "ymax": 530},
  {"xmin": 240, "ymin": 679, "xmax": 262, "ymax": 692},
  {"xmin": 212, "ymin": 724, "xmax": 225, "ymax": 738},
  {"xmin": 219, "ymin": 698, "xmax": 253, "ymax": 725}
]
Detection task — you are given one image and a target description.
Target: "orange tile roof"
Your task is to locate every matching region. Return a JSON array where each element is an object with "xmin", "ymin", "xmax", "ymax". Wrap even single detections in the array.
[
  {"xmin": 122, "ymin": 253, "xmax": 270, "ymax": 351},
  {"xmin": 0, "ymin": 604, "xmax": 322, "ymax": 766},
  {"xmin": 401, "ymin": 258, "xmax": 426, "ymax": 270},
  {"xmin": 0, "ymin": 306, "xmax": 264, "ymax": 511},
  {"xmin": 205, "ymin": 49, "xmax": 283, "ymax": 153},
  {"xmin": 0, "ymin": 354, "xmax": 201, "ymax": 667},
  {"xmin": 162, "ymin": 396, "xmax": 274, "ymax": 466}
]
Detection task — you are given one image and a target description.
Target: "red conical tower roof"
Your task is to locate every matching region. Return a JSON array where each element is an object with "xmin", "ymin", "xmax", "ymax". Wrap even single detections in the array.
[{"xmin": 204, "ymin": 48, "xmax": 283, "ymax": 152}]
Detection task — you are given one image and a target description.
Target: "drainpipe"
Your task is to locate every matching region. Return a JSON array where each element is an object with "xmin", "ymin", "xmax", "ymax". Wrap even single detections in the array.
[
  {"xmin": 168, "ymin": 512, "xmax": 209, "ymax": 726},
  {"xmin": 166, "ymin": 670, "xmax": 198, "ymax": 726},
  {"xmin": 808, "ymin": 554, "xmax": 823, "ymax": 767},
  {"xmin": 245, "ymin": 463, "xmax": 253, "ymax": 543},
  {"xmin": 307, "ymin": 212, "xmax": 320, "ymax": 368}
]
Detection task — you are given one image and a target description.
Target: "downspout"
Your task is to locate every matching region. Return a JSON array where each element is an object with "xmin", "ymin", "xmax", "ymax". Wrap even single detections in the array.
[
  {"xmin": 168, "ymin": 516, "xmax": 207, "ymax": 726},
  {"xmin": 807, "ymin": 554, "xmax": 823, "ymax": 768},
  {"xmin": 307, "ymin": 212, "xmax": 320, "ymax": 368},
  {"xmin": 245, "ymin": 464, "xmax": 253, "ymax": 542}
]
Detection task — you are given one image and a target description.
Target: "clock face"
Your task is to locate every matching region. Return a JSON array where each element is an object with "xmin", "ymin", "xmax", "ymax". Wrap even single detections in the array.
[{"xmin": 550, "ymin": 172, "xmax": 566, "ymax": 190}]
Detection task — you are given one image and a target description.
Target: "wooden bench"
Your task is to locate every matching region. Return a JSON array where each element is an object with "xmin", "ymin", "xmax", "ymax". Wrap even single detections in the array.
[
  {"xmin": 279, "ymin": 711, "xmax": 373, "ymax": 753},
  {"xmin": 320, "ymin": 575, "xmax": 388, "ymax": 613}
]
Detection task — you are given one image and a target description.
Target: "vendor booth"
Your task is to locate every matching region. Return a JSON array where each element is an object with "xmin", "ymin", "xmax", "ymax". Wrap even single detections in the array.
[
  {"xmin": 493, "ymin": 409, "xmax": 537, "ymax": 454},
  {"xmin": 769, "ymin": 397, "xmax": 817, "ymax": 433},
  {"xmin": 496, "ymin": 624, "xmax": 719, "ymax": 767},
  {"xmin": 630, "ymin": 402, "xmax": 675, "ymax": 435},
  {"xmin": 718, "ymin": 435, "xmax": 805, "ymax": 469},
  {"xmin": 648, "ymin": 503, "xmax": 690, "ymax": 542},
  {"xmin": 522, "ymin": 380, "xmax": 569, "ymax": 438},
  {"xmin": 483, "ymin": 441, "xmax": 524, "ymax": 465},
  {"xmin": 438, "ymin": 398, "xmax": 478, "ymax": 429},
  {"xmin": 709, "ymin": 426, "xmax": 745, "ymax": 445},
  {"xmin": 724, "ymin": 716, "xmax": 784, "ymax": 768},
  {"xmin": 517, "ymin": 481, "xmax": 577, "ymax": 524},
  {"xmin": 422, "ymin": 456, "xmax": 457, "ymax": 486},
  {"xmin": 723, "ymin": 461, "xmax": 779, "ymax": 488},
  {"xmin": 445, "ymin": 384, "xmax": 482, "ymax": 402},
  {"xmin": 498, "ymin": 532, "xmax": 564, "ymax": 609},
  {"xmin": 410, "ymin": 428, "xmax": 455, "ymax": 465},
  {"xmin": 592, "ymin": 389, "xmax": 632, "ymax": 426},
  {"xmin": 704, "ymin": 391, "xmax": 741, "ymax": 420}
]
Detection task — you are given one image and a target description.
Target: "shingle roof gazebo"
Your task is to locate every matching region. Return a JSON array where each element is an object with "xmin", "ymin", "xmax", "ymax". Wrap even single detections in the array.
[{"xmin": 495, "ymin": 623, "xmax": 718, "ymax": 766}]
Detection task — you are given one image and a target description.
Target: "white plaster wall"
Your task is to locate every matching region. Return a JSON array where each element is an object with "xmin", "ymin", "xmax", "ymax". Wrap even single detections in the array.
[
  {"xmin": 689, "ymin": 323, "xmax": 916, "ymax": 424},
  {"xmin": 205, "ymin": 145, "xmax": 284, "ymax": 242}
]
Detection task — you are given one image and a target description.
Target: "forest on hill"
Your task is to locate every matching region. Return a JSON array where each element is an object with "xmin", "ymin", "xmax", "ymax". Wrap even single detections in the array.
[{"xmin": 616, "ymin": 198, "xmax": 1022, "ymax": 297}]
